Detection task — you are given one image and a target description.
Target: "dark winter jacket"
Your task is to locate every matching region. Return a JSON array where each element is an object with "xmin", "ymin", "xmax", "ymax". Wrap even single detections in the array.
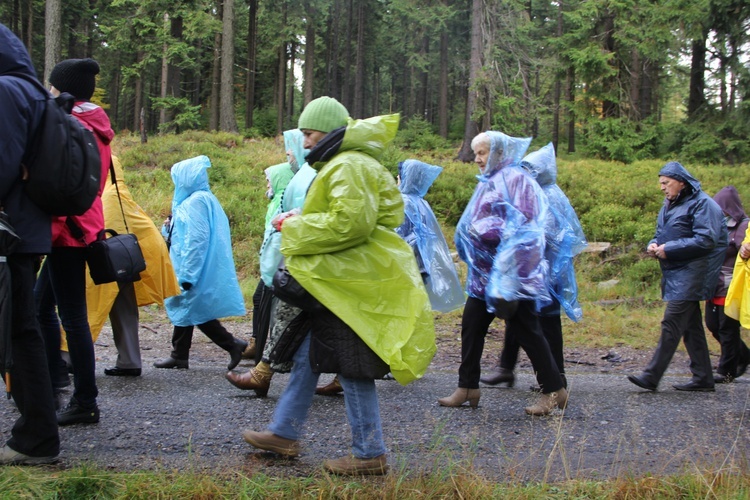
[
  {"xmin": 712, "ymin": 185, "xmax": 749, "ymax": 299},
  {"xmin": 650, "ymin": 162, "xmax": 727, "ymax": 301},
  {"xmin": 0, "ymin": 24, "xmax": 51, "ymax": 254}
]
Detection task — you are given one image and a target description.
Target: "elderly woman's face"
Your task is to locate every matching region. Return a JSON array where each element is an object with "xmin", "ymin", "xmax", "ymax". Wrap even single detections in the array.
[
  {"xmin": 473, "ymin": 143, "xmax": 490, "ymax": 173},
  {"xmin": 659, "ymin": 175, "xmax": 685, "ymax": 201}
]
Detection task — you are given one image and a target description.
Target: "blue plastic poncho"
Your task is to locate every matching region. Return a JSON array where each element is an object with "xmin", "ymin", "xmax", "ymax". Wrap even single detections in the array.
[
  {"xmin": 258, "ymin": 130, "xmax": 304, "ymax": 286},
  {"xmin": 396, "ymin": 159, "xmax": 465, "ymax": 312},
  {"xmin": 281, "ymin": 114, "xmax": 435, "ymax": 385},
  {"xmin": 164, "ymin": 156, "xmax": 246, "ymax": 326},
  {"xmin": 521, "ymin": 143, "xmax": 587, "ymax": 321},
  {"xmin": 283, "ymin": 128, "xmax": 309, "ymax": 173},
  {"xmin": 258, "ymin": 162, "xmax": 294, "ymax": 286},
  {"xmin": 455, "ymin": 131, "xmax": 550, "ymax": 314}
]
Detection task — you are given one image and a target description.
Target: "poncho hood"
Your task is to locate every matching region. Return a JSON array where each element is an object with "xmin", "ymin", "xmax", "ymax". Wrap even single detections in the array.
[
  {"xmin": 283, "ymin": 129, "xmax": 308, "ymax": 172},
  {"xmin": 521, "ymin": 142, "xmax": 557, "ymax": 187},
  {"xmin": 172, "ymin": 155, "xmax": 211, "ymax": 205},
  {"xmin": 713, "ymin": 185, "xmax": 747, "ymax": 225},
  {"xmin": 0, "ymin": 24, "xmax": 36, "ymax": 77},
  {"xmin": 340, "ymin": 113, "xmax": 399, "ymax": 161},
  {"xmin": 483, "ymin": 131, "xmax": 532, "ymax": 178},
  {"xmin": 398, "ymin": 159, "xmax": 441, "ymax": 197}
]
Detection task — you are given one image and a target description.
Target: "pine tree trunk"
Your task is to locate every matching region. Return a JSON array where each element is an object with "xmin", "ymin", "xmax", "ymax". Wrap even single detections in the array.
[
  {"xmin": 303, "ymin": 1, "xmax": 315, "ymax": 107},
  {"xmin": 438, "ymin": 5, "xmax": 449, "ymax": 139},
  {"xmin": 457, "ymin": 0, "xmax": 482, "ymax": 162},
  {"xmin": 353, "ymin": 1, "xmax": 365, "ymax": 118},
  {"xmin": 245, "ymin": 0, "xmax": 258, "ymax": 129},
  {"xmin": 220, "ymin": 0, "xmax": 238, "ymax": 133},
  {"xmin": 44, "ymin": 0, "xmax": 62, "ymax": 84}
]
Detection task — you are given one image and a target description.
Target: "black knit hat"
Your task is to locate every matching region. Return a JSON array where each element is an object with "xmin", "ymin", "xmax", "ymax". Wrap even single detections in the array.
[{"xmin": 49, "ymin": 58, "xmax": 99, "ymax": 101}]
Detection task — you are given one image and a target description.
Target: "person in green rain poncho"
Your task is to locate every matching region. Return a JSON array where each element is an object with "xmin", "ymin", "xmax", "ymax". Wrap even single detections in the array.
[{"xmin": 241, "ymin": 96, "xmax": 435, "ymax": 476}]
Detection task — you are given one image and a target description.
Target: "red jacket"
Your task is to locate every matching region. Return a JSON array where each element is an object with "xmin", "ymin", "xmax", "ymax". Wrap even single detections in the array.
[{"xmin": 51, "ymin": 101, "xmax": 114, "ymax": 247}]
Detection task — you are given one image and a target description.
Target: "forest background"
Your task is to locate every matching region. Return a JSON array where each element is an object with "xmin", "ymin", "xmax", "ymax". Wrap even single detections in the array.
[{"xmin": 2, "ymin": 0, "xmax": 749, "ymax": 165}]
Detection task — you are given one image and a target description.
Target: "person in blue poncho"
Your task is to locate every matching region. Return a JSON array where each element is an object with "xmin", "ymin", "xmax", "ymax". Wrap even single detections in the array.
[
  {"xmin": 395, "ymin": 159, "xmax": 465, "ymax": 313},
  {"xmin": 438, "ymin": 131, "xmax": 568, "ymax": 416},
  {"xmin": 239, "ymin": 130, "xmax": 300, "ymax": 364},
  {"xmin": 628, "ymin": 162, "xmax": 727, "ymax": 392},
  {"xmin": 314, "ymin": 158, "xmax": 466, "ymax": 396},
  {"xmin": 227, "ymin": 129, "xmax": 315, "ymax": 396},
  {"xmin": 481, "ymin": 143, "xmax": 587, "ymax": 391},
  {"xmin": 154, "ymin": 156, "xmax": 248, "ymax": 371}
]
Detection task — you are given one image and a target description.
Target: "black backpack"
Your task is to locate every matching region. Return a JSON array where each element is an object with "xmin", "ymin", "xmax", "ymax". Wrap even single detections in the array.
[{"xmin": 9, "ymin": 72, "xmax": 102, "ymax": 216}]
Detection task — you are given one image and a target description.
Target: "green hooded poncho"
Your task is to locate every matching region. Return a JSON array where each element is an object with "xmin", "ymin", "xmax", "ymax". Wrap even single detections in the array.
[{"xmin": 280, "ymin": 114, "xmax": 436, "ymax": 385}]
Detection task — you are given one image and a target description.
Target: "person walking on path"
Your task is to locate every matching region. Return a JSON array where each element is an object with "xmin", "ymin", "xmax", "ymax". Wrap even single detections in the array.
[
  {"xmin": 154, "ymin": 156, "xmax": 247, "ymax": 371},
  {"xmin": 0, "ymin": 23, "xmax": 60, "ymax": 465},
  {"xmin": 628, "ymin": 162, "xmax": 727, "ymax": 392},
  {"xmin": 35, "ymin": 57, "xmax": 113, "ymax": 426},
  {"xmin": 65, "ymin": 155, "xmax": 180, "ymax": 377},
  {"xmin": 226, "ymin": 129, "xmax": 313, "ymax": 395},
  {"xmin": 481, "ymin": 143, "xmax": 587, "ymax": 391},
  {"xmin": 439, "ymin": 131, "xmax": 567, "ymax": 416},
  {"xmin": 242, "ymin": 97, "xmax": 435, "ymax": 475},
  {"xmin": 704, "ymin": 186, "xmax": 750, "ymax": 384}
]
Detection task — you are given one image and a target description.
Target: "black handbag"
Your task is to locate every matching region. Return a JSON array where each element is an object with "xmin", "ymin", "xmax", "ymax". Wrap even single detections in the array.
[
  {"xmin": 271, "ymin": 258, "xmax": 325, "ymax": 312},
  {"xmin": 86, "ymin": 158, "xmax": 146, "ymax": 285},
  {"xmin": 87, "ymin": 229, "xmax": 146, "ymax": 284}
]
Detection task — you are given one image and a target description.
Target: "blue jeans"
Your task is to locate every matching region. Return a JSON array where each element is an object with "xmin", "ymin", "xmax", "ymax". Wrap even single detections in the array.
[
  {"xmin": 268, "ymin": 333, "xmax": 386, "ymax": 459},
  {"xmin": 35, "ymin": 248, "xmax": 98, "ymax": 407}
]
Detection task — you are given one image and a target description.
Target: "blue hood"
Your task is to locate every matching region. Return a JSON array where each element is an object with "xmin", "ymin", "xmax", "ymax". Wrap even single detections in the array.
[
  {"xmin": 398, "ymin": 159, "xmax": 442, "ymax": 197},
  {"xmin": 171, "ymin": 155, "xmax": 211, "ymax": 205}
]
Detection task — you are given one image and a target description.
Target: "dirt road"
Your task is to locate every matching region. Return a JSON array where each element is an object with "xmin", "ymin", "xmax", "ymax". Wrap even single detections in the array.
[{"xmin": 2, "ymin": 314, "xmax": 748, "ymax": 481}]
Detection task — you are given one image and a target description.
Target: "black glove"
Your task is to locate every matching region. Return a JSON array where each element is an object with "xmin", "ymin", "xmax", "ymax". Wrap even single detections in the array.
[{"xmin": 181, "ymin": 282, "xmax": 192, "ymax": 291}]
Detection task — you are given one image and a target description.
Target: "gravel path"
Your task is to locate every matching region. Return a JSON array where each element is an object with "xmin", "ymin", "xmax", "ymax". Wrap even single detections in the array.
[{"xmin": 3, "ymin": 313, "xmax": 749, "ymax": 481}]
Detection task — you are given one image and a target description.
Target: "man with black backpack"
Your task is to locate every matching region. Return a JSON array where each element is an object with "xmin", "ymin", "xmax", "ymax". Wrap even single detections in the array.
[
  {"xmin": 34, "ymin": 58, "xmax": 113, "ymax": 426},
  {"xmin": 0, "ymin": 23, "xmax": 60, "ymax": 465}
]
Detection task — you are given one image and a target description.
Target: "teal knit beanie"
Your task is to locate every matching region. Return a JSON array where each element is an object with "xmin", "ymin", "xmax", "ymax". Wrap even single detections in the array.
[{"xmin": 298, "ymin": 96, "xmax": 349, "ymax": 133}]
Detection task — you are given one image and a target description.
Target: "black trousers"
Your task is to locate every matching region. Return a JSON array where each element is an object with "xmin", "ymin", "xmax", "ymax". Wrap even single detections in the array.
[
  {"xmin": 251, "ymin": 279, "xmax": 274, "ymax": 364},
  {"xmin": 643, "ymin": 300, "xmax": 713, "ymax": 386},
  {"xmin": 170, "ymin": 319, "xmax": 237, "ymax": 360},
  {"xmin": 6, "ymin": 254, "xmax": 59, "ymax": 457},
  {"xmin": 705, "ymin": 301, "xmax": 750, "ymax": 377},
  {"xmin": 459, "ymin": 297, "xmax": 563, "ymax": 392},
  {"xmin": 500, "ymin": 313, "xmax": 565, "ymax": 377}
]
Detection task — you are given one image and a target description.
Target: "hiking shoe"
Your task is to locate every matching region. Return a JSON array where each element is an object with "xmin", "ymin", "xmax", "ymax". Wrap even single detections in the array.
[
  {"xmin": 153, "ymin": 357, "xmax": 188, "ymax": 369},
  {"xmin": 57, "ymin": 399, "xmax": 100, "ymax": 426},
  {"xmin": 323, "ymin": 454, "xmax": 389, "ymax": 475},
  {"xmin": 672, "ymin": 381, "xmax": 714, "ymax": 392},
  {"xmin": 0, "ymin": 445, "xmax": 58, "ymax": 465},
  {"xmin": 627, "ymin": 374, "xmax": 657, "ymax": 391},
  {"xmin": 242, "ymin": 430, "xmax": 299, "ymax": 457}
]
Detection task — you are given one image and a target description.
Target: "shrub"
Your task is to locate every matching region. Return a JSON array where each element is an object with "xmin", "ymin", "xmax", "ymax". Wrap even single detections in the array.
[
  {"xmin": 580, "ymin": 118, "xmax": 660, "ymax": 163},
  {"xmin": 394, "ymin": 116, "xmax": 444, "ymax": 150}
]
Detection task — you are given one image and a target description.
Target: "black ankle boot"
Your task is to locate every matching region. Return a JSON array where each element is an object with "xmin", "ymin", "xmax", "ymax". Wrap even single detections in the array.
[{"xmin": 480, "ymin": 367, "xmax": 515, "ymax": 387}]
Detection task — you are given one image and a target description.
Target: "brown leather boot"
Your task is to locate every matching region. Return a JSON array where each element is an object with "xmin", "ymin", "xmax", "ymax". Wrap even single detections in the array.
[
  {"xmin": 524, "ymin": 387, "xmax": 568, "ymax": 416},
  {"xmin": 242, "ymin": 430, "xmax": 299, "ymax": 457},
  {"xmin": 315, "ymin": 376, "xmax": 344, "ymax": 395},
  {"xmin": 323, "ymin": 454, "xmax": 389, "ymax": 475},
  {"xmin": 437, "ymin": 387, "xmax": 480, "ymax": 408},
  {"xmin": 225, "ymin": 361, "xmax": 273, "ymax": 397},
  {"xmin": 241, "ymin": 338, "xmax": 256, "ymax": 360}
]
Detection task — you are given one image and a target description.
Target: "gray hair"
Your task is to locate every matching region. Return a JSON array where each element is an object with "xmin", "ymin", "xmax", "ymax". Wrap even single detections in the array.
[{"xmin": 470, "ymin": 132, "xmax": 491, "ymax": 152}]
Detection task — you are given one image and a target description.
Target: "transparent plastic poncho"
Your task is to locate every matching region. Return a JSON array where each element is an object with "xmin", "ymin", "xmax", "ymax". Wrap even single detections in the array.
[
  {"xmin": 396, "ymin": 159, "xmax": 465, "ymax": 312},
  {"xmin": 454, "ymin": 131, "xmax": 550, "ymax": 314},
  {"xmin": 520, "ymin": 143, "xmax": 587, "ymax": 321}
]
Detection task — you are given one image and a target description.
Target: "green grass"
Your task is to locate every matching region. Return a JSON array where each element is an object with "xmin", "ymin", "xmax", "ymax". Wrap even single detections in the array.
[{"xmin": 1, "ymin": 465, "xmax": 750, "ymax": 499}]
